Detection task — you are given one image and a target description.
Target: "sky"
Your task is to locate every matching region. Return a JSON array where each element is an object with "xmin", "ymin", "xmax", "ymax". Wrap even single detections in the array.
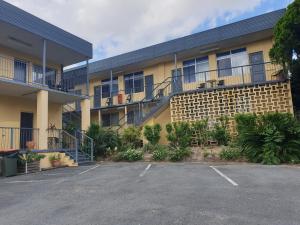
[{"xmin": 6, "ymin": 0, "xmax": 293, "ymax": 63}]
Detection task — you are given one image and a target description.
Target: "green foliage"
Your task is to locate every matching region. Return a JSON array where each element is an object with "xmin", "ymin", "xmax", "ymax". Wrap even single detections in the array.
[
  {"xmin": 192, "ymin": 119, "xmax": 209, "ymax": 147},
  {"xmin": 235, "ymin": 112, "xmax": 300, "ymax": 164},
  {"xmin": 121, "ymin": 126, "xmax": 142, "ymax": 149},
  {"xmin": 152, "ymin": 145, "xmax": 169, "ymax": 161},
  {"xmin": 269, "ymin": 0, "xmax": 300, "ymax": 69},
  {"xmin": 168, "ymin": 147, "xmax": 191, "ymax": 162},
  {"xmin": 166, "ymin": 122, "xmax": 192, "ymax": 148},
  {"xmin": 211, "ymin": 116, "xmax": 230, "ymax": 146},
  {"xmin": 143, "ymin": 124, "xmax": 162, "ymax": 145},
  {"xmin": 48, "ymin": 154, "xmax": 61, "ymax": 162},
  {"xmin": 86, "ymin": 123, "xmax": 120, "ymax": 157},
  {"xmin": 219, "ymin": 147, "xmax": 242, "ymax": 161},
  {"xmin": 19, "ymin": 152, "xmax": 45, "ymax": 163},
  {"xmin": 114, "ymin": 148, "xmax": 143, "ymax": 162}
]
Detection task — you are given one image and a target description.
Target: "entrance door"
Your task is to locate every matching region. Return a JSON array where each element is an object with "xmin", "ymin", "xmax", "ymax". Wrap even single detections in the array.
[
  {"xmin": 249, "ymin": 52, "xmax": 266, "ymax": 83},
  {"xmin": 145, "ymin": 75, "xmax": 154, "ymax": 100},
  {"xmin": 172, "ymin": 69, "xmax": 183, "ymax": 93},
  {"xmin": 14, "ymin": 60, "xmax": 27, "ymax": 82},
  {"xmin": 20, "ymin": 112, "xmax": 33, "ymax": 149},
  {"xmin": 94, "ymin": 86, "xmax": 101, "ymax": 108}
]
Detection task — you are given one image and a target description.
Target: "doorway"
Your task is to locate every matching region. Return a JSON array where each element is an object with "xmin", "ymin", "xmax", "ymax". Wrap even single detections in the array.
[{"xmin": 20, "ymin": 112, "xmax": 33, "ymax": 149}]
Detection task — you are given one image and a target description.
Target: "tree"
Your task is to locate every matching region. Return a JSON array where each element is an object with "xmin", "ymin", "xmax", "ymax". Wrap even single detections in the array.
[
  {"xmin": 269, "ymin": 0, "xmax": 300, "ymax": 109},
  {"xmin": 269, "ymin": 0, "xmax": 300, "ymax": 70}
]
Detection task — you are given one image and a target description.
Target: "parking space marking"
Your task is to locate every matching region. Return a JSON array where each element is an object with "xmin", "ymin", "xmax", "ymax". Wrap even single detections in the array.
[
  {"xmin": 5, "ymin": 179, "xmax": 49, "ymax": 184},
  {"xmin": 210, "ymin": 166, "xmax": 238, "ymax": 186},
  {"xmin": 139, "ymin": 164, "xmax": 152, "ymax": 177},
  {"xmin": 78, "ymin": 164, "xmax": 100, "ymax": 175}
]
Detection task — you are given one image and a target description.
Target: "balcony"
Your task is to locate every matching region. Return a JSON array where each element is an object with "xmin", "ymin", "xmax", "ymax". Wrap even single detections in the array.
[
  {"xmin": 0, "ymin": 127, "xmax": 39, "ymax": 151},
  {"xmin": 0, "ymin": 55, "xmax": 85, "ymax": 96},
  {"xmin": 90, "ymin": 62, "xmax": 286, "ymax": 110}
]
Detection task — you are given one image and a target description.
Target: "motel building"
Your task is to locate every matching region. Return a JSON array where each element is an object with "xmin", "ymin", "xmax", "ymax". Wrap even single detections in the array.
[
  {"xmin": 0, "ymin": 0, "xmax": 92, "ymax": 168},
  {"xmin": 0, "ymin": 1, "xmax": 294, "ymax": 167},
  {"xmin": 65, "ymin": 9, "xmax": 293, "ymax": 145}
]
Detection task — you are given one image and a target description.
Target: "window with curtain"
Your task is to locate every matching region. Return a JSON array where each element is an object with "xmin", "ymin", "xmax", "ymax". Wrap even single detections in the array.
[
  {"xmin": 101, "ymin": 77, "xmax": 118, "ymax": 98},
  {"xmin": 124, "ymin": 71, "xmax": 144, "ymax": 94},
  {"xmin": 217, "ymin": 48, "xmax": 248, "ymax": 77},
  {"xmin": 183, "ymin": 56, "xmax": 209, "ymax": 83}
]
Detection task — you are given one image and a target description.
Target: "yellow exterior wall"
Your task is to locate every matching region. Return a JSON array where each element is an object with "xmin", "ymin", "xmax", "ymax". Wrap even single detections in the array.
[
  {"xmin": 88, "ymin": 38, "xmax": 275, "ymax": 106},
  {"xmin": 0, "ymin": 45, "xmax": 61, "ymax": 82},
  {"xmin": 143, "ymin": 105, "xmax": 171, "ymax": 145},
  {"xmin": 0, "ymin": 94, "xmax": 63, "ymax": 149}
]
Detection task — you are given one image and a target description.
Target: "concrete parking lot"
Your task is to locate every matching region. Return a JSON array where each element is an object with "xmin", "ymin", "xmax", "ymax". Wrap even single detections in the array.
[{"xmin": 0, "ymin": 162, "xmax": 300, "ymax": 225}]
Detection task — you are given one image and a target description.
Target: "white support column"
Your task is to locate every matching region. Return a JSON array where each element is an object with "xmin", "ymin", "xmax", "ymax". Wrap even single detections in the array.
[
  {"xmin": 42, "ymin": 39, "xmax": 47, "ymax": 85},
  {"xmin": 37, "ymin": 90, "xmax": 48, "ymax": 150}
]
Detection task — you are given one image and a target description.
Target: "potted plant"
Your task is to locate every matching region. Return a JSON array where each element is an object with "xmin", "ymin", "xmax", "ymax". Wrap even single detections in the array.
[
  {"xmin": 19, "ymin": 151, "xmax": 45, "ymax": 174},
  {"xmin": 49, "ymin": 154, "xmax": 61, "ymax": 168}
]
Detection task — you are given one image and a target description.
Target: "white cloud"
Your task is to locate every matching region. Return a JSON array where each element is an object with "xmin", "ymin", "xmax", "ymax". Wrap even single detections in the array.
[{"xmin": 7, "ymin": 0, "xmax": 264, "ymax": 60}]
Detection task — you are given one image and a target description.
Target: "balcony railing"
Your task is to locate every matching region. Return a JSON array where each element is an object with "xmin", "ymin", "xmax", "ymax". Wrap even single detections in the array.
[
  {"xmin": 0, "ymin": 55, "xmax": 86, "ymax": 96},
  {"xmin": 90, "ymin": 62, "xmax": 285, "ymax": 109},
  {"xmin": 0, "ymin": 127, "xmax": 39, "ymax": 151}
]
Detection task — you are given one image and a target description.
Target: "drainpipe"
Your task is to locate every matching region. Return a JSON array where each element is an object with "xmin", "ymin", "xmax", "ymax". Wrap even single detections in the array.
[
  {"xmin": 174, "ymin": 53, "xmax": 178, "ymax": 77},
  {"xmin": 42, "ymin": 39, "xmax": 47, "ymax": 85}
]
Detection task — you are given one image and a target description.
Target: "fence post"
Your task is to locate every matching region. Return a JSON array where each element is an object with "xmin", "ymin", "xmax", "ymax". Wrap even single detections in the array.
[
  {"xmin": 241, "ymin": 66, "xmax": 245, "ymax": 85},
  {"xmin": 91, "ymin": 139, "xmax": 94, "ymax": 162},
  {"xmin": 75, "ymin": 135, "xmax": 78, "ymax": 164}
]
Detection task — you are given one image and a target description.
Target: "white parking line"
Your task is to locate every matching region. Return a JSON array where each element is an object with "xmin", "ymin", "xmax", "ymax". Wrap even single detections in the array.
[
  {"xmin": 210, "ymin": 166, "xmax": 238, "ymax": 186},
  {"xmin": 139, "ymin": 164, "xmax": 152, "ymax": 177},
  {"xmin": 78, "ymin": 165, "xmax": 100, "ymax": 175},
  {"xmin": 5, "ymin": 180, "xmax": 49, "ymax": 184}
]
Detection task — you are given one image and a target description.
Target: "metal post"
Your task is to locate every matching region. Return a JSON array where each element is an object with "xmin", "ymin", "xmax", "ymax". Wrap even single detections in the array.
[
  {"xmin": 75, "ymin": 135, "xmax": 78, "ymax": 164},
  {"xmin": 86, "ymin": 60, "xmax": 89, "ymax": 96},
  {"xmin": 110, "ymin": 70, "xmax": 113, "ymax": 98},
  {"xmin": 241, "ymin": 66, "xmax": 245, "ymax": 85},
  {"xmin": 42, "ymin": 39, "xmax": 47, "ymax": 85},
  {"xmin": 174, "ymin": 53, "xmax": 178, "ymax": 77},
  {"xmin": 91, "ymin": 139, "xmax": 94, "ymax": 162}
]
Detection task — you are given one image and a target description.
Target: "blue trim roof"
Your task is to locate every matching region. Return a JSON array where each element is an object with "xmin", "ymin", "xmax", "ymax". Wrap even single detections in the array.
[
  {"xmin": 0, "ymin": 0, "xmax": 92, "ymax": 58},
  {"xmin": 88, "ymin": 9, "xmax": 285, "ymax": 74}
]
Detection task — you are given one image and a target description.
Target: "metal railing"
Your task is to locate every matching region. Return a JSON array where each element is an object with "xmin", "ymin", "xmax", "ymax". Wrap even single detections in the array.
[
  {"xmin": 0, "ymin": 127, "xmax": 39, "ymax": 150},
  {"xmin": 75, "ymin": 130, "xmax": 94, "ymax": 162},
  {"xmin": 0, "ymin": 55, "xmax": 87, "ymax": 96},
  {"xmin": 47, "ymin": 128, "xmax": 77, "ymax": 151}
]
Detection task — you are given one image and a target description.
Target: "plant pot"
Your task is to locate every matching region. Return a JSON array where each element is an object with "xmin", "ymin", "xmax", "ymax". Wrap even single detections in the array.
[{"xmin": 51, "ymin": 160, "xmax": 61, "ymax": 168}]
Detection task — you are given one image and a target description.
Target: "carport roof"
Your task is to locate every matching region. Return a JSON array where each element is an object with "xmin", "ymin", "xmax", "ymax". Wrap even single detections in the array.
[
  {"xmin": 0, "ymin": 0, "xmax": 92, "ymax": 65},
  {"xmin": 87, "ymin": 8, "xmax": 285, "ymax": 76}
]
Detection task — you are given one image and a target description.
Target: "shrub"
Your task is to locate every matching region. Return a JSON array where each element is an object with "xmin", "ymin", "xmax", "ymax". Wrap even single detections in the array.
[
  {"xmin": 219, "ymin": 147, "xmax": 242, "ymax": 161},
  {"xmin": 114, "ymin": 148, "xmax": 143, "ymax": 162},
  {"xmin": 152, "ymin": 145, "xmax": 169, "ymax": 161},
  {"xmin": 143, "ymin": 124, "xmax": 162, "ymax": 145},
  {"xmin": 121, "ymin": 126, "xmax": 142, "ymax": 148},
  {"xmin": 168, "ymin": 147, "xmax": 191, "ymax": 162},
  {"xmin": 211, "ymin": 116, "xmax": 230, "ymax": 146},
  {"xmin": 166, "ymin": 122, "xmax": 192, "ymax": 148},
  {"xmin": 192, "ymin": 119, "xmax": 209, "ymax": 147},
  {"xmin": 235, "ymin": 112, "xmax": 300, "ymax": 164},
  {"xmin": 19, "ymin": 152, "xmax": 45, "ymax": 163},
  {"xmin": 85, "ymin": 123, "xmax": 120, "ymax": 157}
]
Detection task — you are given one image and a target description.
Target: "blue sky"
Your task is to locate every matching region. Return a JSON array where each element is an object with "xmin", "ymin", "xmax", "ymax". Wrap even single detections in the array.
[{"xmin": 8, "ymin": 0, "xmax": 293, "ymax": 63}]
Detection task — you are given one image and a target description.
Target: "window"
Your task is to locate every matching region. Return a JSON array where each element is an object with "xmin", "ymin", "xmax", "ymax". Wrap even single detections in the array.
[
  {"xmin": 217, "ymin": 48, "xmax": 248, "ymax": 77},
  {"xmin": 102, "ymin": 113, "xmax": 119, "ymax": 127},
  {"xmin": 32, "ymin": 65, "xmax": 56, "ymax": 87},
  {"xmin": 183, "ymin": 56, "xmax": 209, "ymax": 83},
  {"xmin": 127, "ymin": 110, "xmax": 139, "ymax": 125},
  {"xmin": 101, "ymin": 77, "xmax": 119, "ymax": 98},
  {"xmin": 124, "ymin": 71, "xmax": 144, "ymax": 94}
]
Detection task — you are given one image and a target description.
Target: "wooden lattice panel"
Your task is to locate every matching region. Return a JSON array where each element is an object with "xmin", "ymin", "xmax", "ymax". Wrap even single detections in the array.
[{"xmin": 170, "ymin": 82, "xmax": 293, "ymax": 133}]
